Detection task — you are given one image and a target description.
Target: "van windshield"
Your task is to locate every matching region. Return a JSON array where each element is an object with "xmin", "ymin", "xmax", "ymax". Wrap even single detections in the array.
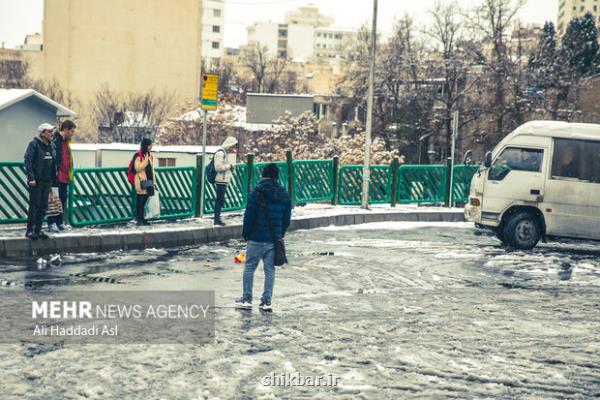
[{"xmin": 489, "ymin": 147, "xmax": 543, "ymax": 181}]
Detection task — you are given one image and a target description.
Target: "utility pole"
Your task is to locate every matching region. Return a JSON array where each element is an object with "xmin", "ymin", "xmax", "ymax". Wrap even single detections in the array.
[{"xmin": 361, "ymin": 0, "xmax": 378, "ymax": 209}]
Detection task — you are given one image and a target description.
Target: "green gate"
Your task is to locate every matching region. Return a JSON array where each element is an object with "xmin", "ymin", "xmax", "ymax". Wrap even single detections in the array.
[
  {"xmin": 252, "ymin": 161, "xmax": 289, "ymax": 189},
  {"xmin": 68, "ymin": 168, "xmax": 133, "ymax": 226},
  {"xmin": 452, "ymin": 165, "xmax": 479, "ymax": 204},
  {"xmin": 293, "ymin": 160, "xmax": 334, "ymax": 204},
  {"xmin": 338, "ymin": 165, "xmax": 391, "ymax": 205},
  {"xmin": 397, "ymin": 165, "xmax": 447, "ymax": 204},
  {"xmin": 153, "ymin": 167, "xmax": 197, "ymax": 220},
  {"xmin": 0, "ymin": 162, "xmax": 30, "ymax": 224},
  {"xmin": 203, "ymin": 163, "xmax": 248, "ymax": 214}
]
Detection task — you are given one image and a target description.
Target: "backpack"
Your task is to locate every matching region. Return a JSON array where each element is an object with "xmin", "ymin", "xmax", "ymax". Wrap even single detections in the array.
[
  {"xmin": 127, "ymin": 151, "xmax": 142, "ymax": 185},
  {"xmin": 206, "ymin": 149, "xmax": 225, "ymax": 184}
]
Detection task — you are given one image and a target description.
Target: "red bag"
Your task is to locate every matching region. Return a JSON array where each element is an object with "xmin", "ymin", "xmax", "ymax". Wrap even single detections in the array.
[{"xmin": 127, "ymin": 151, "xmax": 142, "ymax": 185}]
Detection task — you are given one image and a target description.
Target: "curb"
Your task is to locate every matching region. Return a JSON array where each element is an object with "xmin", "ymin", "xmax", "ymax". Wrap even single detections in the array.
[{"xmin": 0, "ymin": 211, "xmax": 466, "ymax": 258}]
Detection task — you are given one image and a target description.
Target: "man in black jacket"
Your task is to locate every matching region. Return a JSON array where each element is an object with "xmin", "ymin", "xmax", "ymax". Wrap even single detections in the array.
[
  {"xmin": 236, "ymin": 164, "xmax": 292, "ymax": 311},
  {"xmin": 24, "ymin": 123, "xmax": 57, "ymax": 240}
]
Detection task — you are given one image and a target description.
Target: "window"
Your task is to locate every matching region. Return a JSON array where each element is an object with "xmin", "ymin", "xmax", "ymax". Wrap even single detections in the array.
[
  {"xmin": 278, "ymin": 29, "xmax": 288, "ymax": 37},
  {"xmin": 212, "ymin": 25, "xmax": 220, "ymax": 33},
  {"xmin": 335, "ymin": 34, "xmax": 342, "ymax": 39},
  {"xmin": 489, "ymin": 147, "xmax": 544, "ymax": 181},
  {"xmin": 552, "ymin": 138, "xmax": 600, "ymax": 182},
  {"xmin": 278, "ymin": 39, "xmax": 286, "ymax": 48},
  {"xmin": 213, "ymin": 9, "xmax": 221, "ymax": 17},
  {"xmin": 158, "ymin": 158, "xmax": 176, "ymax": 167},
  {"xmin": 212, "ymin": 41, "xmax": 220, "ymax": 49}
]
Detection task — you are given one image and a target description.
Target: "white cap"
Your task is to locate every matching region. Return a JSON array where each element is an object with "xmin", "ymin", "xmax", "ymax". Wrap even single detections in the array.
[{"xmin": 38, "ymin": 123, "xmax": 55, "ymax": 133}]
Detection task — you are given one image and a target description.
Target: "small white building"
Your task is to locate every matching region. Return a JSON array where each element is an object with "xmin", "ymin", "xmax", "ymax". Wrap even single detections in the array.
[
  {"xmin": 70, "ymin": 143, "xmax": 222, "ymax": 169},
  {"xmin": 201, "ymin": 0, "xmax": 225, "ymax": 66}
]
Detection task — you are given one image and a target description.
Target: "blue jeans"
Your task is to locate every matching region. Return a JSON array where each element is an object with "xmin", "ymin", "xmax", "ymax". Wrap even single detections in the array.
[
  {"xmin": 214, "ymin": 183, "xmax": 227, "ymax": 223},
  {"xmin": 243, "ymin": 241, "xmax": 275, "ymax": 303}
]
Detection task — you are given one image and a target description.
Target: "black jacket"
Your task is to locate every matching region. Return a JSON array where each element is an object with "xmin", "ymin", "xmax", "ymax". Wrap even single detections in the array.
[
  {"xmin": 242, "ymin": 178, "xmax": 292, "ymax": 242},
  {"xmin": 24, "ymin": 137, "xmax": 57, "ymax": 184}
]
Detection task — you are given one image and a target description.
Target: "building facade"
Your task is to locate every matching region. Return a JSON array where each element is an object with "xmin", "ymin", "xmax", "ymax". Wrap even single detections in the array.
[
  {"xmin": 42, "ymin": 0, "xmax": 204, "ymax": 107},
  {"xmin": 558, "ymin": 0, "xmax": 600, "ymax": 34},
  {"xmin": 201, "ymin": 0, "xmax": 225, "ymax": 66},
  {"xmin": 246, "ymin": 6, "xmax": 354, "ymax": 63}
]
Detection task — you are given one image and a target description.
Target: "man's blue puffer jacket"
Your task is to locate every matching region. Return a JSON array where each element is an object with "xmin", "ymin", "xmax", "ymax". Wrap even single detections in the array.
[{"xmin": 242, "ymin": 178, "xmax": 292, "ymax": 242}]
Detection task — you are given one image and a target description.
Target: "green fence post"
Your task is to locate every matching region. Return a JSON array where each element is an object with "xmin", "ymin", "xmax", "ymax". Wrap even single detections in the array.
[
  {"xmin": 390, "ymin": 156, "xmax": 400, "ymax": 207},
  {"xmin": 286, "ymin": 150, "xmax": 295, "ymax": 208},
  {"xmin": 331, "ymin": 156, "xmax": 339, "ymax": 205},
  {"xmin": 194, "ymin": 154, "xmax": 203, "ymax": 217},
  {"xmin": 247, "ymin": 153, "xmax": 254, "ymax": 194},
  {"xmin": 444, "ymin": 157, "xmax": 452, "ymax": 207}
]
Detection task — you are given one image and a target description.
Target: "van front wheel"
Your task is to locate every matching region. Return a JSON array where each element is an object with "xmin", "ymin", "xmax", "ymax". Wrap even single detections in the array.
[{"xmin": 503, "ymin": 212, "xmax": 541, "ymax": 250}]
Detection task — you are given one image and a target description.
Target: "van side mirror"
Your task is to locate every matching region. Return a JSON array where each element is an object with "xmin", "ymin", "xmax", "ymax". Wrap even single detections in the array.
[{"xmin": 484, "ymin": 151, "xmax": 493, "ymax": 168}]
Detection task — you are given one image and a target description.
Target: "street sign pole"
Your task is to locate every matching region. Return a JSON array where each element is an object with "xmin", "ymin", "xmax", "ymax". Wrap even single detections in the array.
[
  {"xmin": 361, "ymin": 0, "xmax": 378, "ymax": 209},
  {"xmin": 449, "ymin": 110, "xmax": 459, "ymax": 207},
  {"xmin": 199, "ymin": 109, "xmax": 208, "ymax": 217},
  {"xmin": 199, "ymin": 73, "xmax": 219, "ymax": 219}
]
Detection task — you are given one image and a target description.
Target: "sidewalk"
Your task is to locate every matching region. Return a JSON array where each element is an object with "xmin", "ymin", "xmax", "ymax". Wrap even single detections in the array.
[{"xmin": 0, "ymin": 204, "xmax": 467, "ymax": 258}]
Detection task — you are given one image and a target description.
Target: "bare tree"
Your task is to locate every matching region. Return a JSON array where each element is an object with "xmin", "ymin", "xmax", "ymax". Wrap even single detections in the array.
[
  {"xmin": 426, "ymin": 1, "xmax": 486, "ymax": 159},
  {"xmin": 240, "ymin": 43, "xmax": 293, "ymax": 93},
  {"xmin": 469, "ymin": 0, "xmax": 526, "ymax": 142},
  {"xmin": 91, "ymin": 84, "xmax": 174, "ymax": 143},
  {"xmin": 0, "ymin": 58, "xmax": 29, "ymax": 88}
]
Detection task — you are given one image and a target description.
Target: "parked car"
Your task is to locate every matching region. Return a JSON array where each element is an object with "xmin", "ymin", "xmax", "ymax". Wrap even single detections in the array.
[{"xmin": 465, "ymin": 121, "xmax": 600, "ymax": 249}]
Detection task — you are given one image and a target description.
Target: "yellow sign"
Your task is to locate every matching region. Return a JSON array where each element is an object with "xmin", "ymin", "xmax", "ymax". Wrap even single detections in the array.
[{"xmin": 201, "ymin": 73, "xmax": 219, "ymax": 111}]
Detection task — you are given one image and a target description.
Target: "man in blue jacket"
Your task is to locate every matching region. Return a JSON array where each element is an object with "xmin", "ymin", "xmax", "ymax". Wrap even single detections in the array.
[{"xmin": 236, "ymin": 163, "xmax": 292, "ymax": 311}]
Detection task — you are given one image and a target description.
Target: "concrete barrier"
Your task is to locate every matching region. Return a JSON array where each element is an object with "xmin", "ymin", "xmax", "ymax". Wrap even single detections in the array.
[{"xmin": 0, "ymin": 210, "xmax": 466, "ymax": 258}]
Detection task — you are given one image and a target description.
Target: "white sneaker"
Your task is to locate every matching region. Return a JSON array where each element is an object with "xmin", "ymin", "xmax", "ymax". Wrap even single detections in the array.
[
  {"xmin": 235, "ymin": 298, "xmax": 252, "ymax": 309},
  {"xmin": 48, "ymin": 223, "xmax": 60, "ymax": 233}
]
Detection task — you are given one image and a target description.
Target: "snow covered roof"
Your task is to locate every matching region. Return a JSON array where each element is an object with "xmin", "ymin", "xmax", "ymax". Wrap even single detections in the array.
[
  {"xmin": 0, "ymin": 88, "xmax": 77, "ymax": 117},
  {"xmin": 71, "ymin": 143, "xmax": 222, "ymax": 154},
  {"xmin": 246, "ymin": 93, "xmax": 314, "ymax": 98}
]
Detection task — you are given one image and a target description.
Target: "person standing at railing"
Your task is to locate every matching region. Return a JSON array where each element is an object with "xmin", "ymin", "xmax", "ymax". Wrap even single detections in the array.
[
  {"xmin": 48, "ymin": 120, "xmax": 76, "ymax": 233},
  {"xmin": 23, "ymin": 123, "xmax": 57, "ymax": 240},
  {"xmin": 133, "ymin": 138, "xmax": 156, "ymax": 226},
  {"xmin": 213, "ymin": 136, "xmax": 238, "ymax": 226}
]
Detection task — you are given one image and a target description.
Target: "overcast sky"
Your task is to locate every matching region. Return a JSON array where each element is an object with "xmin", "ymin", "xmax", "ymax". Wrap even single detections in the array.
[{"xmin": 0, "ymin": 0, "xmax": 558, "ymax": 49}]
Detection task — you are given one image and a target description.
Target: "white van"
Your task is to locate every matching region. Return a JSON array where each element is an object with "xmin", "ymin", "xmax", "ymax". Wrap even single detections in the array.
[{"xmin": 465, "ymin": 121, "xmax": 600, "ymax": 249}]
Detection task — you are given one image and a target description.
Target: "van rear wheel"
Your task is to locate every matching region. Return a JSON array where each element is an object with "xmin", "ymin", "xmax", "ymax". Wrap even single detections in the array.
[{"xmin": 503, "ymin": 212, "xmax": 541, "ymax": 250}]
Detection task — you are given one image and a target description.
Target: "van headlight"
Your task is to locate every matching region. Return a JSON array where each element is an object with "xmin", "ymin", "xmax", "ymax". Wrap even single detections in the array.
[{"xmin": 470, "ymin": 197, "xmax": 481, "ymax": 207}]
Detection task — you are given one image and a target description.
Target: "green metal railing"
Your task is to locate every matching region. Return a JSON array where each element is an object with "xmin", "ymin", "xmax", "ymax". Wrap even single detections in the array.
[
  {"xmin": 68, "ymin": 168, "xmax": 134, "ymax": 226},
  {"xmin": 203, "ymin": 163, "xmax": 248, "ymax": 214},
  {"xmin": 293, "ymin": 160, "xmax": 334, "ymax": 204},
  {"xmin": 452, "ymin": 165, "xmax": 479, "ymax": 204},
  {"xmin": 68, "ymin": 167, "xmax": 197, "ymax": 226},
  {"xmin": 398, "ymin": 165, "xmax": 447, "ymax": 204},
  {"xmin": 252, "ymin": 162, "xmax": 288, "ymax": 188},
  {"xmin": 1, "ymin": 159, "xmax": 479, "ymax": 226},
  {"xmin": 338, "ymin": 165, "xmax": 391, "ymax": 205},
  {"xmin": 0, "ymin": 162, "xmax": 30, "ymax": 224},
  {"xmin": 153, "ymin": 167, "xmax": 197, "ymax": 220}
]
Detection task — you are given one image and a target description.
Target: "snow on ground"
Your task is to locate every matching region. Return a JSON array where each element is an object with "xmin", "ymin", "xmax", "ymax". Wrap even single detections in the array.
[
  {"xmin": 0, "ymin": 222, "xmax": 598, "ymax": 399},
  {"xmin": 0, "ymin": 203, "xmax": 463, "ymax": 239}
]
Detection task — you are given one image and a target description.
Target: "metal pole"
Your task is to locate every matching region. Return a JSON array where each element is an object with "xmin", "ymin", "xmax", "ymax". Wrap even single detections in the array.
[
  {"xmin": 199, "ymin": 109, "xmax": 208, "ymax": 217},
  {"xmin": 449, "ymin": 110, "xmax": 459, "ymax": 207},
  {"xmin": 361, "ymin": 0, "xmax": 378, "ymax": 209}
]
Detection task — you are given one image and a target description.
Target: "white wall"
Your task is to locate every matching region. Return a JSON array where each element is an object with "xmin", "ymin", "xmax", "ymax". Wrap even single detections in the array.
[
  {"xmin": 287, "ymin": 24, "xmax": 315, "ymax": 62},
  {"xmin": 202, "ymin": 0, "xmax": 225, "ymax": 64},
  {"xmin": 247, "ymin": 22, "xmax": 279, "ymax": 56}
]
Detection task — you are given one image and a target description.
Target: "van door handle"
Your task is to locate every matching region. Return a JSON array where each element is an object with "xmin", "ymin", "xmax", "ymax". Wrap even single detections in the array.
[{"xmin": 530, "ymin": 189, "xmax": 540, "ymax": 195}]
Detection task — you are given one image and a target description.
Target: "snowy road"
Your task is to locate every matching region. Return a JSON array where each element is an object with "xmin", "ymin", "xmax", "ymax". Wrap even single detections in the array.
[{"xmin": 0, "ymin": 221, "xmax": 599, "ymax": 399}]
